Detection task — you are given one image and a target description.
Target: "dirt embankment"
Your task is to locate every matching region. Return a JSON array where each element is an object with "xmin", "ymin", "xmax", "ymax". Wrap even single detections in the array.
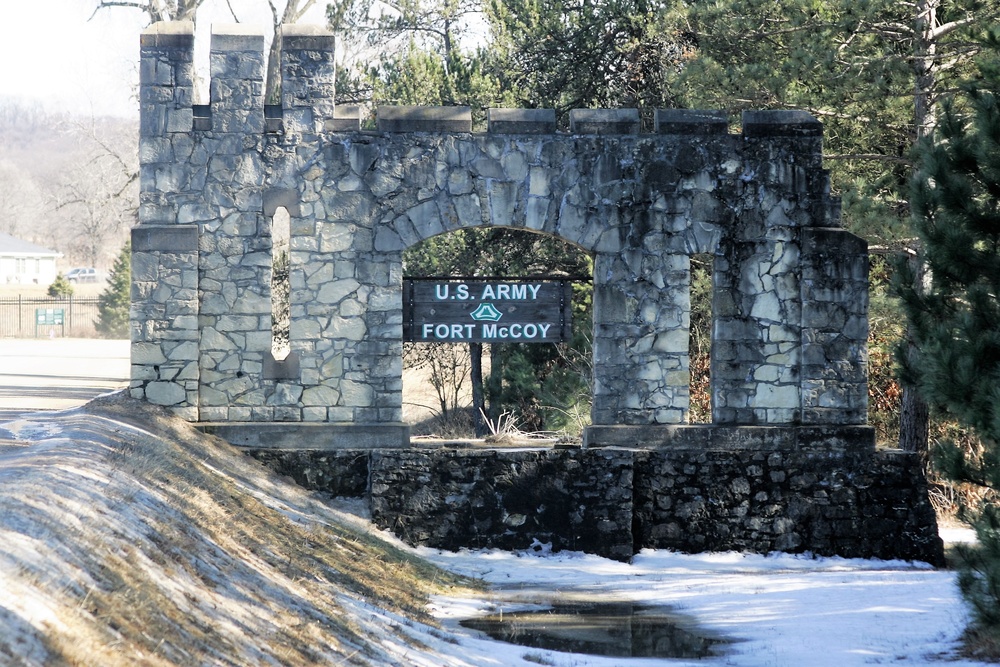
[{"xmin": 0, "ymin": 393, "xmax": 480, "ymax": 667}]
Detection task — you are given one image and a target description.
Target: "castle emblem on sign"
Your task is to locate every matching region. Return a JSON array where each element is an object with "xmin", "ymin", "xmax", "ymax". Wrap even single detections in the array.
[{"xmin": 470, "ymin": 303, "xmax": 503, "ymax": 322}]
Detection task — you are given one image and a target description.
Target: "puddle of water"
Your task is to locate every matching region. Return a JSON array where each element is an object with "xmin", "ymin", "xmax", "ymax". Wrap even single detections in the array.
[
  {"xmin": 460, "ymin": 601, "xmax": 729, "ymax": 659},
  {"xmin": 1, "ymin": 420, "xmax": 64, "ymax": 442}
]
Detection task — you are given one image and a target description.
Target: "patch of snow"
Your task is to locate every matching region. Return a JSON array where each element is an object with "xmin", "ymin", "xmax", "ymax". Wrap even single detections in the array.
[
  {"xmin": 0, "ymin": 399, "xmax": 992, "ymax": 667},
  {"xmin": 0, "ymin": 419, "xmax": 65, "ymax": 441},
  {"xmin": 941, "ymin": 526, "xmax": 978, "ymax": 545},
  {"xmin": 421, "ymin": 547, "xmax": 985, "ymax": 666}
]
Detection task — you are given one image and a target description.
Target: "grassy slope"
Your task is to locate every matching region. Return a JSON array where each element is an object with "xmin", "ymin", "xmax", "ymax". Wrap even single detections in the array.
[{"xmin": 0, "ymin": 394, "xmax": 479, "ymax": 667}]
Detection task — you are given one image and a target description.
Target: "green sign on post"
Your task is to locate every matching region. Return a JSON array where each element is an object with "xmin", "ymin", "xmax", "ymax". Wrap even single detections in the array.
[
  {"xmin": 35, "ymin": 308, "xmax": 65, "ymax": 337},
  {"xmin": 403, "ymin": 278, "xmax": 573, "ymax": 343}
]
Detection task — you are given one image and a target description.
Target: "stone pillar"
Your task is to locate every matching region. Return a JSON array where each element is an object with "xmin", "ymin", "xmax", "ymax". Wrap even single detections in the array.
[
  {"xmin": 197, "ymin": 25, "xmax": 272, "ymax": 421},
  {"xmin": 280, "ymin": 25, "xmax": 336, "ymax": 135},
  {"xmin": 712, "ymin": 237, "xmax": 804, "ymax": 425},
  {"xmin": 131, "ymin": 22, "xmax": 200, "ymax": 420},
  {"xmin": 591, "ymin": 249, "xmax": 690, "ymax": 426},
  {"xmin": 711, "ymin": 111, "xmax": 826, "ymax": 425},
  {"xmin": 291, "ymin": 137, "xmax": 406, "ymax": 431},
  {"xmin": 138, "ymin": 22, "xmax": 195, "ymax": 225},
  {"xmin": 800, "ymin": 228, "xmax": 869, "ymax": 424},
  {"xmin": 209, "ymin": 25, "xmax": 266, "ymax": 134}
]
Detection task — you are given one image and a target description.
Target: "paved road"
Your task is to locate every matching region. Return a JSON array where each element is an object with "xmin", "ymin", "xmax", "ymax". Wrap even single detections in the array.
[{"xmin": 0, "ymin": 339, "xmax": 130, "ymax": 421}]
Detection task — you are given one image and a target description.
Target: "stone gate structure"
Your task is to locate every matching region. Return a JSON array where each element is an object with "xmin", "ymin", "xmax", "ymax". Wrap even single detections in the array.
[{"xmin": 131, "ymin": 22, "xmax": 942, "ymax": 564}]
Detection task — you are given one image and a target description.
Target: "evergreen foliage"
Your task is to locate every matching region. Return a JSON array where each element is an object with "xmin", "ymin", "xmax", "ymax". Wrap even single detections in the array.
[
  {"xmin": 664, "ymin": 0, "xmax": 992, "ymax": 245},
  {"xmin": 96, "ymin": 241, "xmax": 131, "ymax": 339},
  {"xmin": 48, "ymin": 273, "xmax": 73, "ymax": 298},
  {"xmin": 329, "ymin": 0, "xmax": 511, "ymax": 126},
  {"xmin": 484, "ymin": 0, "xmax": 688, "ymax": 124},
  {"xmin": 899, "ymin": 42, "xmax": 1000, "ymax": 634},
  {"xmin": 901, "ymin": 86, "xmax": 1000, "ymax": 452}
]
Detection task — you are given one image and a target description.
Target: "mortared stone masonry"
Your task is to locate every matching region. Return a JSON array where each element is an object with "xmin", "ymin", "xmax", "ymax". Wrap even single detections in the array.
[{"xmin": 132, "ymin": 22, "xmax": 942, "ymax": 564}]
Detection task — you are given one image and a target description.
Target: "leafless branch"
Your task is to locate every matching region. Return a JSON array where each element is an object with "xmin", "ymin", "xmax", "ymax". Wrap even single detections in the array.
[{"xmin": 89, "ymin": 1, "xmax": 149, "ymax": 22}]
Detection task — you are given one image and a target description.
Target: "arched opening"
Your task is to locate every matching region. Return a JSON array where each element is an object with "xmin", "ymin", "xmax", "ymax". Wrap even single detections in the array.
[{"xmin": 401, "ymin": 226, "xmax": 592, "ymax": 438}]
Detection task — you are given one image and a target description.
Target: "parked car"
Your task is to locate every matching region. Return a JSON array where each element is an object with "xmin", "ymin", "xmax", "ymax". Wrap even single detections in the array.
[{"xmin": 65, "ymin": 267, "xmax": 98, "ymax": 283}]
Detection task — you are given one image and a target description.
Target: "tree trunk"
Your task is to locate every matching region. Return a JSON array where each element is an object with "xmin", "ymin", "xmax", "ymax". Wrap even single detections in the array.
[
  {"xmin": 487, "ymin": 343, "xmax": 503, "ymax": 426},
  {"xmin": 899, "ymin": 373, "xmax": 930, "ymax": 453},
  {"xmin": 896, "ymin": 0, "xmax": 937, "ymax": 453},
  {"xmin": 899, "ymin": 254, "xmax": 930, "ymax": 454},
  {"xmin": 265, "ymin": 1, "xmax": 320, "ymax": 104},
  {"xmin": 913, "ymin": 0, "xmax": 939, "ymax": 140},
  {"xmin": 266, "ymin": 30, "xmax": 283, "ymax": 105},
  {"xmin": 470, "ymin": 342, "xmax": 486, "ymax": 436}
]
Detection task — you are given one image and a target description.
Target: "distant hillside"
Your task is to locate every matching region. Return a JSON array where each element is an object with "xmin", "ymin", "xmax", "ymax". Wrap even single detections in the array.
[
  {"xmin": 0, "ymin": 98, "xmax": 136, "ymax": 271},
  {"xmin": 0, "ymin": 394, "xmax": 482, "ymax": 666}
]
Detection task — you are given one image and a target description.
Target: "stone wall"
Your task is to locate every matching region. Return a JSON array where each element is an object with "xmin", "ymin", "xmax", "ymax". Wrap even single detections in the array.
[
  {"xmin": 132, "ymin": 22, "xmax": 869, "ymax": 437},
  {"xmin": 246, "ymin": 448, "xmax": 369, "ymax": 497},
  {"xmin": 133, "ymin": 22, "xmax": 941, "ymax": 565},
  {"xmin": 371, "ymin": 447, "xmax": 637, "ymax": 561},
  {"xmin": 633, "ymin": 447, "xmax": 941, "ymax": 563},
  {"xmin": 244, "ymin": 436, "xmax": 942, "ymax": 565}
]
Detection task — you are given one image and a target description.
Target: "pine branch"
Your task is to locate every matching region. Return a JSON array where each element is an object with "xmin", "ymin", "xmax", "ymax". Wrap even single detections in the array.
[
  {"xmin": 928, "ymin": 12, "xmax": 996, "ymax": 43},
  {"xmin": 824, "ymin": 153, "xmax": 913, "ymax": 166}
]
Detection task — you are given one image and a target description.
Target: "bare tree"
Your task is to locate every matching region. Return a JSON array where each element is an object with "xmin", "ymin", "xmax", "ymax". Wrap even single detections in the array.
[
  {"xmin": 265, "ymin": 1, "xmax": 322, "ymax": 103},
  {"xmin": 0, "ymin": 161, "xmax": 43, "ymax": 239},
  {"xmin": 48, "ymin": 120, "xmax": 138, "ymax": 268},
  {"xmin": 89, "ymin": 0, "xmax": 209, "ymax": 23},
  {"xmin": 403, "ymin": 341, "xmax": 473, "ymax": 427}
]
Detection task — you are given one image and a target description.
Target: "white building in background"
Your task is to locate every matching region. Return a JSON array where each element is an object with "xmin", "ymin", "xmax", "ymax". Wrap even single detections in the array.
[{"xmin": 0, "ymin": 232, "xmax": 61, "ymax": 285}]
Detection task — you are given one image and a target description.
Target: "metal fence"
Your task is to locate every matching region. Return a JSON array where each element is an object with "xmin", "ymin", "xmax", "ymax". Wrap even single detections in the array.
[{"xmin": 0, "ymin": 296, "xmax": 102, "ymax": 338}]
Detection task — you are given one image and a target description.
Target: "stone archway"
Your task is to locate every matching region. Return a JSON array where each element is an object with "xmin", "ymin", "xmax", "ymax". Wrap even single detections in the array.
[
  {"xmin": 129, "ymin": 23, "xmax": 946, "ymax": 567},
  {"xmin": 132, "ymin": 21, "xmax": 868, "ymax": 444},
  {"xmin": 399, "ymin": 226, "xmax": 593, "ymax": 434}
]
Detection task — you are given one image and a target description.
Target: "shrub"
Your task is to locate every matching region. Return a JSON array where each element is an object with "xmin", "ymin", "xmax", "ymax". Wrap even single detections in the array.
[{"xmin": 48, "ymin": 273, "xmax": 73, "ymax": 298}]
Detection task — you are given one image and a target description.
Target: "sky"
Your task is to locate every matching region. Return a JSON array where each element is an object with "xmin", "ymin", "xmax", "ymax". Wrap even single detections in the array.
[{"xmin": 0, "ymin": 1, "xmax": 328, "ymax": 118}]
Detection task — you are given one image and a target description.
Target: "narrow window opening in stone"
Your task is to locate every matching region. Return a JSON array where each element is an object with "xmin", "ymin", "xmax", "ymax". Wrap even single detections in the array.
[
  {"xmin": 271, "ymin": 206, "xmax": 291, "ymax": 361},
  {"xmin": 193, "ymin": 38, "xmax": 209, "ymax": 109},
  {"xmin": 688, "ymin": 253, "xmax": 714, "ymax": 423}
]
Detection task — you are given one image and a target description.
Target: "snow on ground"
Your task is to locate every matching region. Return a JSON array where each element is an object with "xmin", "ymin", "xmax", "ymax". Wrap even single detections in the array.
[
  {"xmin": 0, "ymin": 394, "xmax": 994, "ymax": 666},
  {"xmin": 420, "ymin": 543, "xmax": 985, "ymax": 667},
  {"xmin": 338, "ymin": 500, "xmax": 992, "ymax": 667}
]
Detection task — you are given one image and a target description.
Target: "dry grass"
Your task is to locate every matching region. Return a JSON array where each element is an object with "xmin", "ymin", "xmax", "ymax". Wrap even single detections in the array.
[
  {"xmin": 959, "ymin": 625, "xmax": 1000, "ymax": 663},
  {"xmin": 0, "ymin": 282, "xmax": 107, "ymax": 299},
  {"xmin": 0, "ymin": 393, "xmax": 480, "ymax": 666}
]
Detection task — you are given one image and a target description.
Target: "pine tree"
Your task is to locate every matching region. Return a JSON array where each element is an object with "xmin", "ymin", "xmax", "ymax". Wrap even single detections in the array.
[
  {"xmin": 329, "ymin": 0, "xmax": 510, "ymax": 126},
  {"xmin": 485, "ymin": 0, "xmax": 687, "ymax": 125},
  {"xmin": 662, "ymin": 0, "xmax": 1000, "ymax": 452},
  {"xmin": 899, "ymin": 47, "xmax": 1000, "ymax": 636},
  {"xmin": 48, "ymin": 273, "xmax": 73, "ymax": 298},
  {"xmin": 96, "ymin": 241, "xmax": 131, "ymax": 339}
]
